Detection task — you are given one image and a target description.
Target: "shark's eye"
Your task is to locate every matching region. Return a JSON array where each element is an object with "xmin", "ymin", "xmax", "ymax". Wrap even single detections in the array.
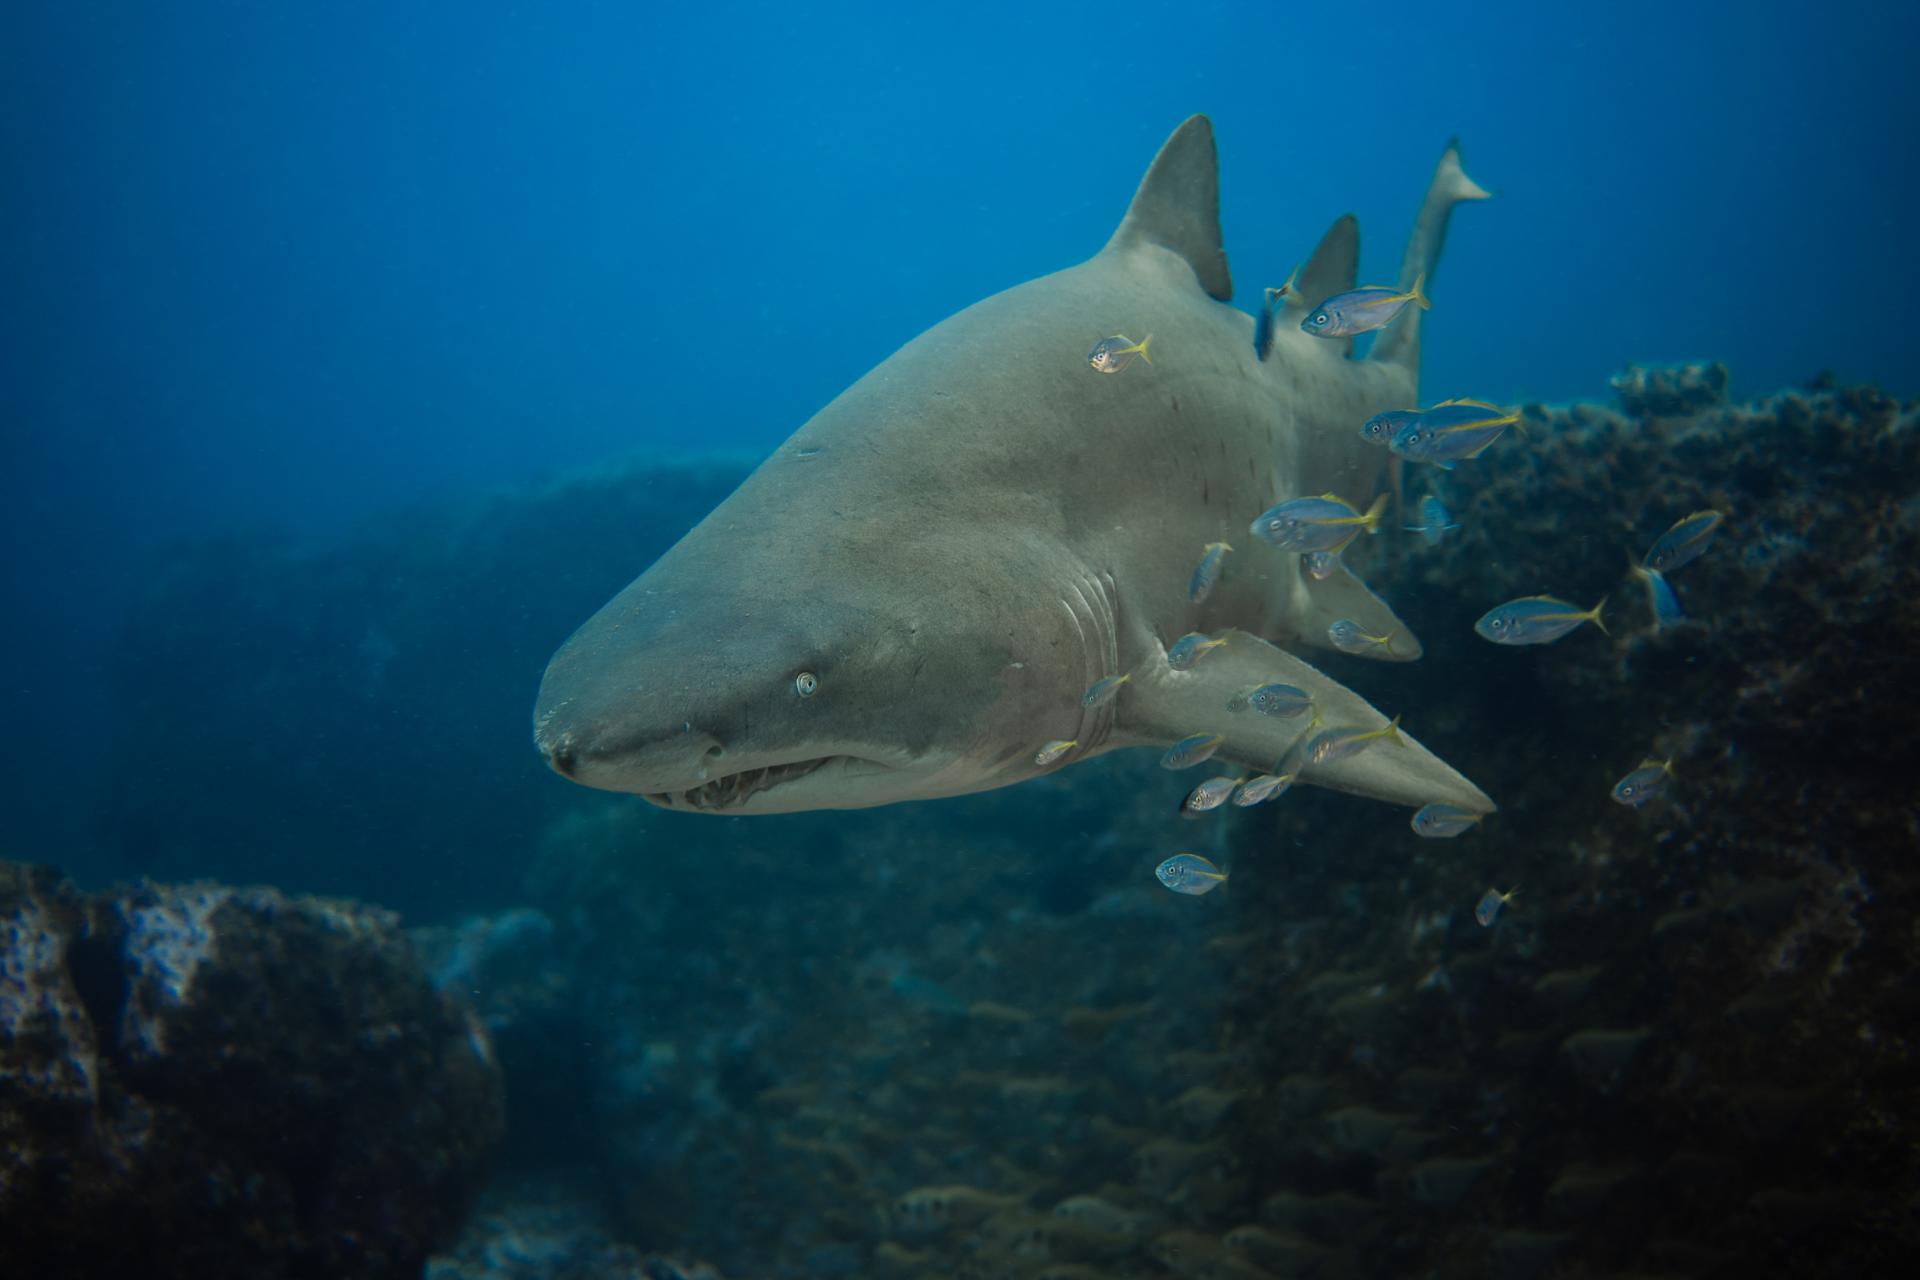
[{"xmin": 793, "ymin": 671, "xmax": 819, "ymax": 697}]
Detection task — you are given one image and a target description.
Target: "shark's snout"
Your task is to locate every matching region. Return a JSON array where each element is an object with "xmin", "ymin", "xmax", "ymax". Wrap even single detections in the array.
[{"xmin": 533, "ymin": 688, "xmax": 728, "ymax": 792}]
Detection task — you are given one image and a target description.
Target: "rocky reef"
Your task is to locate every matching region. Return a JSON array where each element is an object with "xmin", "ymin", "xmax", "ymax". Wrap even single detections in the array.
[
  {"xmin": 0, "ymin": 863, "xmax": 503, "ymax": 1277},
  {"xmin": 449, "ymin": 369, "xmax": 1917, "ymax": 1278},
  {"xmin": 69, "ymin": 369, "xmax": 1920, "ymax": 1277},
  {"xmin": 96, "ymin": 456, "xmax": 754, "ymax": 915}
]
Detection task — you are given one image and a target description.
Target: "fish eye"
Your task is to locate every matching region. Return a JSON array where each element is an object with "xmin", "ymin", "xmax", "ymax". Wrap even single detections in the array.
[
  {"xmin": 793, "ymin": 671, "xmax": 819, "ymax": 697},
  {"xmin": 1310, "ymin": 313, "xmax": 1328, "ymax": 327},
  {"xmin": 1491, "ymin": 618, "xmax": 1506, "ymax": 630}
]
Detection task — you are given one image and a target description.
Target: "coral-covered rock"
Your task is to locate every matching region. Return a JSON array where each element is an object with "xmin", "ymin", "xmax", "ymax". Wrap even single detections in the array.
[
  {"xmin": 97, "ymin": 457, "xmax": 752, "ymax": 916},
  {"xmin": 0, "ymin": 864, "xmax": 503, "ymax": 1278},
  {"xmin": 427, "ymin": 1179, "xmax": 725, "ymax": 1280},
  {"xmin": 1609, "ymin": 360, "xmax": 1730, "ymax": 416}
]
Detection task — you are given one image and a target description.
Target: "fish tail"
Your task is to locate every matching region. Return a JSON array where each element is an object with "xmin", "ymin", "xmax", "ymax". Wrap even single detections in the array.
[
  {"xmin": 1588, "ymin": 596, "xmax": 1610, "ymax": 635},
  {"xmin": 1136, "ymin": 334, "xmax": 1153, "ymax": 364},
  {"xmin": 1409, "ymin": 271, "xmax": 1430, "ymax": 310},
  {"xmin": 1361, "ymin": 492, "xmax": 1390, "ymax": 534}
]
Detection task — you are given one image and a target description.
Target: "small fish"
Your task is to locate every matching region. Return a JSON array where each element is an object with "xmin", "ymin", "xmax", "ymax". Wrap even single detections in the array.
[
  {"xmin": 1082, "ymin": 673, "xmax": 1131, "ymax": 709},
  {"xmin": 1327, "ymin": 618, "xmax": 1397, "ymax": 657},
  {"xmin": 1404, "ymin": 494, "xmax": 1460, "ymax": 545},
  {"xmin": 1189, "ymin": 541, "xmax": 1232, "ymax": 603},
  {"xmin": 1156, "ymin": 852, "xmax": 1228, "ymax": 896},
  {"xmin": 1161, "ymin": 732, "xmax": 1226, "ymax": 770},
  {"xmin": 1249, "ymin": 492, "xmax": 1390, "ymax": 554},
  {"xmin": 1226, "ymin": 682, "xmax": 1314, "ymax": 718},
  {"xmin": 1389, "ymin": 400, "xmax": 1523, "ymax": 468},
  {"xmin": 1232, "ymin": 772, "xmax": 1295, "ymax": 806},
  {"xmin": 1303, "ymin": 550, "xmax": 1344, "ymax": 581},
  {"xmin": 1360, "ymin": 408, "xmax": 1421, "ymax": 447},
  {"xmin": 1184, "ymin": 775, "xmax": 1242, "ymax": 813},
  {"xmin": 1629, "ymin": 563, "xmax": 1686, "ymax": 629},
  {"xmin": 1253, "ymin": 266, "xmax": 1301, "ymax": 361},
  {"xmin": 1475, "ymin": 595, "xmax": 1608, "ymax": 645},
  {"xmin": 1300, "ymin": 716, "xmax": 1404, "ymax": 767},
  {"xmin": 1611, "ymin": 757, "xmax": 1675, "ymax": 808},
  {"xmin": 1167, "ymin": 632, "xmax": 1228, "ymax": 670},
  {"xmin": 1087, "ymin": 332, "xmax": 1153, "ymax": 374},
  {"xmin": 1302, "ymin": 272, "xmax": 1430, "ymax": 338},
  {"xmin": 1475, "ymin": 885, "xmax": 1518, "ymax": 927},
  {"xmin": 1642, "ymin": 509, "xmax": 1725, "ymax": 574},
  {"xmin": 1410, "ymin": 802, "xmax": 1484, "ymax": 839},
  {"xmin": 1034, "ymin": 739, "xmax": 1077, "ymax": 766}
]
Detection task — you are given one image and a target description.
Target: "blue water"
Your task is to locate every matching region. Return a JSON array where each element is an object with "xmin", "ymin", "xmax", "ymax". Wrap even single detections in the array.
[{"xmin": 1, "ymin": 2, "xmax": 1913, "ymax": 862}]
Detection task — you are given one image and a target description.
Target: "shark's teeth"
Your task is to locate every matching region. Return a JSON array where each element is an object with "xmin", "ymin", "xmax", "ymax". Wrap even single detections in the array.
[{"xmin": 655, "ymin": 756, "xmax": 835, "ymax": 810}]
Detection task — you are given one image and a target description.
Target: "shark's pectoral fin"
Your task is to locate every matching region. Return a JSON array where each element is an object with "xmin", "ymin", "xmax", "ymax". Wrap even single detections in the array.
[
  {"xmin": 1294, "ymin": 558, "xmax": 1424, "ymax": 662},
  {"xmin": 1119, "ymin": 629, "xmax": 1492, "ymax": 813},
  {"xmin": 1103, "ymin": 115, "xmax": 1233, "ymax": 302}
]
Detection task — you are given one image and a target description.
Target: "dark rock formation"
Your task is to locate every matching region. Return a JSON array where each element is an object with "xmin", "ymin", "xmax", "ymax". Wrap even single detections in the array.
[
  {"xmin": 1608, "ymin": 359, "xmax": 1730, "ymax": 416},
  {"xmin": 1219, "ymin": 370, "xmax": 1920, "ymax": 1277},
  {"xmin": 494, "ymin": 371, "xmax": 1920, "ymax": 1279},
  {"xmin": 0, "ymin": 863, "xmax": 503, "ymax": 1278},
  {"xmin": 427, "ymin": 1179, "xmax": 724, "ymax": 1280},
  {"xmin": 98, "ymin": 456, "xmax": 752, "ymax": 915}
]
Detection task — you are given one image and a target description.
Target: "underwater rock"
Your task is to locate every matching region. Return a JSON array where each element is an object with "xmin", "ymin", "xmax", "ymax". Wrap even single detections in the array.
[
  {"xmin": 411, "ymin": 907, "xmax": 594, "ymax": 1168},
  {"xmin": 1608, "ymin": 360, "xmax": 1730, "ymax": 416},
  {"xmin": 426, "ymin": 1179, "xmax": 726, "ymax": 1280},
  {"xmin": 96, "ymin": 455, "xmax": 754, "ymax": 913},
  {"xmin": 1221, "ymin": 373, "xmax": 1920, "ymax": 1275},
  {"xmin": 0, "ymin": 862, "xmax": 502, "ymax": 1278}
]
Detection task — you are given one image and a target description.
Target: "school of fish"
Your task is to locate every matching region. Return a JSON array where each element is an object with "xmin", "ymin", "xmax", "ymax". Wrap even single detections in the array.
[{"xmin": 1076, "ymin": 225, "xmax": 1729, "ymax": 925}]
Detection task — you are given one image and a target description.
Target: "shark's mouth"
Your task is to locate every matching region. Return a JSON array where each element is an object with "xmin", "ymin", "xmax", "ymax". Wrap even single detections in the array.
[{"xmin": 647, "ymin": 755, "xmax": 846, "ymax": 811}]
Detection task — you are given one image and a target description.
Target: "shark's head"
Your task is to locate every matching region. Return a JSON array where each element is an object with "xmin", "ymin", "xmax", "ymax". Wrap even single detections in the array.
[{"xmin": 532, "ymin": 488, "xmax": 1077, "ymax": 813}]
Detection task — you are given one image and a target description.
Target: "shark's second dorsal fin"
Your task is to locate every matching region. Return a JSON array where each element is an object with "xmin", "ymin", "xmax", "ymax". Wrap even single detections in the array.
[
  {"xmin": 1103, "ymin": 115, "xmax": 1233, "ymax": 302},
  {"xmin": 1291, "ymin": 214, "xmax": 1361, "ymax": 356},
  {"xmin": 1293, "ymin": 214, "xmax": 1359, "ymax": 310}
]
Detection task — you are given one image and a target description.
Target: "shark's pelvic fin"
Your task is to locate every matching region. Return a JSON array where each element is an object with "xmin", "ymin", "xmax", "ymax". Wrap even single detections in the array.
[
  {"xmin": 1292, "ymin": 213, "xmax": 1361, "ymax": 355},
  {"xmin": 1103, "ymin": 114, "xmax": 1233, "ymax": 302},
  {"xmin": 1294, "ymin": 559, "xmax": 1423, "ymax": 662},
  {"xmin": 1372, "ymin": 138, "xmax": 1490, "ymax": 373},
  {"xmin": 1120, "ymin": 629, "xmax": 1492, "ymax": 812}
]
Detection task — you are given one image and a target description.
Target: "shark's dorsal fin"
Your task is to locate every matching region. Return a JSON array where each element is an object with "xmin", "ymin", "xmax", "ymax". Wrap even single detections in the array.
[
  {"xmin": 1293, "ymin": 214, "xmax": 1359, "ymax": 311},
  {"xmin": 1291, "ymin": 214, "xmax": 1360, "ymax": 356},
  {"xmin": 1103, "ymin": 115, "xmax": 1233, "ymax": 302}
]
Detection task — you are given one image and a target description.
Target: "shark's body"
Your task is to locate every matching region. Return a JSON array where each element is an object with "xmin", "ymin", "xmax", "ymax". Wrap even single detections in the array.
[{"xmin": 534, "ymin": 117, "xmax": 1493, "ymax": 816}]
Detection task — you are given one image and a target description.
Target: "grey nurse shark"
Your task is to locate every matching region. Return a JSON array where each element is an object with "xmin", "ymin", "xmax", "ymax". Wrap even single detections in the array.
[{"xmin": 534, "ymin": 115, "xmax": 1494, "ymax": 817}]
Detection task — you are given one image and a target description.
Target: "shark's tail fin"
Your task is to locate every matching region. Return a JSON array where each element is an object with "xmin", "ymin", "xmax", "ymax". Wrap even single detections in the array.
[{"xmin": 1371, "ymin": 139, "xmax": 1490, "ymax": 374}]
